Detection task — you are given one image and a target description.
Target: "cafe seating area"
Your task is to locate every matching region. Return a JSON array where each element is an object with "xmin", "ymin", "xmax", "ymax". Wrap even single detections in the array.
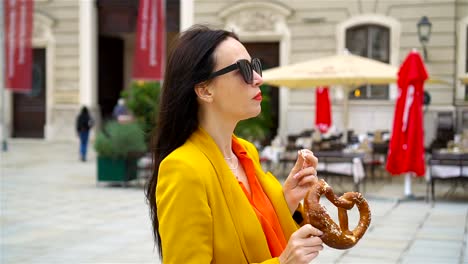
[
  {"xmin": 96, "ymin": 112, "xmax": 467, "ymax": 200},
  {"xmin": 260, "ymin": 128, "xmax": 391, "ymax": 193},
  {"xmin": 260, "ymin": 121, "xmax": 468, "ymax": 201}
]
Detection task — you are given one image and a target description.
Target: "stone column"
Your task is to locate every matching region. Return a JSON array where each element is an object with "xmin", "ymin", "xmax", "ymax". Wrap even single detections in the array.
[
  {"xmin": 180, "ymin": 0, "xmax": 194, "ymax": 31},
  {"xmin": 79, "ymin": 0, "xmax": 98, "ymax": 110}
]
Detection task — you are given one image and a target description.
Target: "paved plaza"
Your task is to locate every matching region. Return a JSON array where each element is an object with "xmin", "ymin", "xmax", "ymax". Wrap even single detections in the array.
[{"xmin": 1, "ymin": 139, "xmax": 467, "ymax": 263}]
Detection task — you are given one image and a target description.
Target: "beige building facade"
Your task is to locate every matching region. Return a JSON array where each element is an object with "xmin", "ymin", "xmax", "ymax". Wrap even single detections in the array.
[
  {"xmin": 2, "ymin": 0, "xmax": 466, "ymax": 147},
  {"xmin": 192, "ymin": 0, "xmax": 464, "ymax": 147}
]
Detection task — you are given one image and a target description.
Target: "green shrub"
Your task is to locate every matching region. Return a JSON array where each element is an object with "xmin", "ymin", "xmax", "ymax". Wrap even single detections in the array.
[
  {"xmin": 94, "ymin": 121, "xmax": 147, "ymax": 159},
  {"xmin": 121, "ymin": 81, "xmax": 160, "ymax": 144},
  {"xmin": 235, "ymin": 85, "xmax": 274, "ymax": 143}
]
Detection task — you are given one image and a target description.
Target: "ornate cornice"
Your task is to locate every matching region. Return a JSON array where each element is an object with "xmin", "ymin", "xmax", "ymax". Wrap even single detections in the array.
[
  {"xmin": 219, "ymin": 2, "xmax": 292, "ymax": 33},
  {"xmin": 33, "ymin": 12, "xmax": 55, "ymax": 41}
]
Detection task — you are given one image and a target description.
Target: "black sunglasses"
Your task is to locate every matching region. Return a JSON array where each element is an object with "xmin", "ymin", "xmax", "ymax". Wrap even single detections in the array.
[{"xmin": 205, "ymin": 58, "xmax": 262, "ymax": 84}]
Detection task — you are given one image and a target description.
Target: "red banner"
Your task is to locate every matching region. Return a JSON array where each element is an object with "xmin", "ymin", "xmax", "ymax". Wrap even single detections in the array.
[
  {"xmin": 4, "ymin": 0, "xmax": 34, "ymax": 92},
  {"xmin": 132, "ymin": 0, "xmax": 165, "ymax": 81}
]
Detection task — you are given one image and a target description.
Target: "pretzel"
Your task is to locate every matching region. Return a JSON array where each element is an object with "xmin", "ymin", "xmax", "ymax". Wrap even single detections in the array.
[{"xmin": 303, "ymin": 179, "xmax": 371, "ymax": 249}]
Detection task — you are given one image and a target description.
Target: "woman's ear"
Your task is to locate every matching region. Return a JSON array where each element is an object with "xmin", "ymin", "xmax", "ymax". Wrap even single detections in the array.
[{"xmin": 194, "ymin": 82, "xmax": 214, "ymax": 103}]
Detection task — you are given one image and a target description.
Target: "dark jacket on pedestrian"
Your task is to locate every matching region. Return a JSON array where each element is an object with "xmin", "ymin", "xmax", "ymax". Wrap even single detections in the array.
[{"xmin": 76, "ymin": 107, "xmax": 94, "ymax": 133}]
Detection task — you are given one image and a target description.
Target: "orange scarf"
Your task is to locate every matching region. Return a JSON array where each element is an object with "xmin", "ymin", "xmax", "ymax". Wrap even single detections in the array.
[{"xmin": 232, "ymin": 138, "xmax": 287, "ymax": 257}]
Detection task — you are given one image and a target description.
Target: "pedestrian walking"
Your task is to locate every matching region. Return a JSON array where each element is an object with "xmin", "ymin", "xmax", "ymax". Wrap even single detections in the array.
[
  {"xmin": 76, "ymin": 106, "xmax": 93, "ymax": 162},
  {"xmin": 112, "ymin": 98, "xmax": 130, "ymax": 122},
  {"xmin": 146, "ymin": 25, "xmax": 323, "ymax": 263}
]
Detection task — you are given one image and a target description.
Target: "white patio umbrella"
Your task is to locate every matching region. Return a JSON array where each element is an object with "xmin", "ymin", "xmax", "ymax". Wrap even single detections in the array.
[{"xmin": 263, "ymin": 53, "xmax": 399, "ymax": 88}]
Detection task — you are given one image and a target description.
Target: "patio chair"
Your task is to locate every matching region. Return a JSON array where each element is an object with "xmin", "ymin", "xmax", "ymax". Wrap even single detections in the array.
[{"xmin": 426, "ymin": 152, "xmax": 468, "ymax": 202}]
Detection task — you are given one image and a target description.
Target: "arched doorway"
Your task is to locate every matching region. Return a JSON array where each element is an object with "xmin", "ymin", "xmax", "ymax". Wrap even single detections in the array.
[{"xmin": 12, "ymin": 48, "xmax": 46, "ymax": 138}]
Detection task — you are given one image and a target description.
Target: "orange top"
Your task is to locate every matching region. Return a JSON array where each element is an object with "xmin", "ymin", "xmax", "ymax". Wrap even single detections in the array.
[{"xmin": 232, "ymin": 138, "xmax": 287, "ymax": 257}]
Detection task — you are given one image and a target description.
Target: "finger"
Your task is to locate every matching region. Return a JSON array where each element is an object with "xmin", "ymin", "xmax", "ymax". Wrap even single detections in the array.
[
  {"xmin": 309, "ymin": 155, "xmax": 318, "ymax": 168},
  {"xmin": 299, "ymin": 149, "xmax": 318, "ymax": 167},
  {"xmin": 308, "ymin": 224, "xmax": 324, "ymax": 237},
  {"xmin": 304, "ymin": 251, "xmax": 320, "ymax": 263},
  {"xmin": 304, "ymin": 245, "xmax": 324, "ymax": 255},
  {"xmin": 304, "ymin": 251, "xmax": 320, "ymax": 262},
  {"xmin": 298, "ymin": 175, "xmax": 319, "ymax": 186},
  {"xmin": 304, "ymin": 153, "xmax": 319, "ymax": 168},
  {"xmin": 293, "ymin": 224, "xmax": 314, "ymax": 239},
  {"xmin": 293, "ymin": 167, "xmax": 317, "ymax": 180},
  {"xmin": 290, "ymin": 150, "xmax": 306, "ymax": 174},
  {"xmin": 299, "ymin": 149, "xmax": 309, "ymax": 169},
  {"xmin": 303, "ymin": 236, "xmax": 323, "ymax": 247},
  {"xmin": 295, "ymin": 224, "xmax": 323, "ymax": 239}
]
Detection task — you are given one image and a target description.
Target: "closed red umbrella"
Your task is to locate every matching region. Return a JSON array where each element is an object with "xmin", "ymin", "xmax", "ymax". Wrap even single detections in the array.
[
  {"xmin": 386, "ymin": 50, "xmax": 428, "ymax": 181},
  {"xmin": 315, "ymin": 87, "xmax": 332, "ymax": 133}
]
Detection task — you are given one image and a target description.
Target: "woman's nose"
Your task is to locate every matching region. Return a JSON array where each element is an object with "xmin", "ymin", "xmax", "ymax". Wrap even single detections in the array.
[{"xmin": 252, "ymin": 71, "xmax": 263, "ymax": 86}]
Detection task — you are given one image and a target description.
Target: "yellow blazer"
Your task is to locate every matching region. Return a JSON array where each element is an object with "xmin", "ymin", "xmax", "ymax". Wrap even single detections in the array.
[{"xmin": 156, "ymin": 127, "xmax": 299, "ymax": 263}]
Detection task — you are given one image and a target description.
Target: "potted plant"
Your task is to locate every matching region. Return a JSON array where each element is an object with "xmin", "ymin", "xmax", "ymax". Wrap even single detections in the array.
[{"xmin": 94, "ymin": 121, "xmax": 147, "ymax": 185}]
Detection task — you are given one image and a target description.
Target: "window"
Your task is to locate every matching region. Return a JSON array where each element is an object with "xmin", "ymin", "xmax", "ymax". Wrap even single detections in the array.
[{"xmin": 346, "ymin": 25, "xmax": 390, "ymax": 100}]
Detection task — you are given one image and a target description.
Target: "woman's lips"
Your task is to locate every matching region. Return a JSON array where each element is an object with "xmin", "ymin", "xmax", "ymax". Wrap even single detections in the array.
[{"xmin": 253, "ymin": 92, "xmax": 262, "ymax": 101}]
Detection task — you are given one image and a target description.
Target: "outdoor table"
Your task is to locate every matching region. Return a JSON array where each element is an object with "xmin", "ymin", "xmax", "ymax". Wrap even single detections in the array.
[
  {"xmin": 426, "ymin": 150, "xmax": 468, "ymax": 201},
  {"xmin": 315, "ymin": 151, "xmax": 366, "ymax": 192}
]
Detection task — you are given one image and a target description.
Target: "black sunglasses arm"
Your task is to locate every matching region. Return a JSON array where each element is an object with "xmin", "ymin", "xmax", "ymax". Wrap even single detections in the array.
[{"xmin": 207, "ymin": 63, "xmax": 238, "ymax": 80}]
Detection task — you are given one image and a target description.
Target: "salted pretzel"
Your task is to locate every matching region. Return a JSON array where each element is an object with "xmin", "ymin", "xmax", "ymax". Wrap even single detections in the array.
[{"xmin": 303, "ymin": 178, "xmax": 371, "ymax": 249}]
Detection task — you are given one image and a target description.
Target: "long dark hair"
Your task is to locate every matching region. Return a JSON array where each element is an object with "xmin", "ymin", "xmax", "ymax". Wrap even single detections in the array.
[{"xmin": 145, "ymin": 25, "xmax": 238, "ymax": 258}]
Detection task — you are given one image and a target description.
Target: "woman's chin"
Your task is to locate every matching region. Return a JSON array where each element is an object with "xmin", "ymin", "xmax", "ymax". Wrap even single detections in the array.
[
  {"xmin": 237, "ymin": 105, "xmax": 262, "ymax": 121},
  {"xmin": 245, "ymin": 108, "xmax": 262, "ymax": 120}
]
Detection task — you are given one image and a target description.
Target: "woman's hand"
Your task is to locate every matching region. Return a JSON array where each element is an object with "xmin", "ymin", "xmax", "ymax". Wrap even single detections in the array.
[
  {"xmin": 278, "ymin": 224, "xmax": 323, "ymax": 264},
  {"xmin": 283, "ymin": 149, "xmax": 318, "ymax": 214}
]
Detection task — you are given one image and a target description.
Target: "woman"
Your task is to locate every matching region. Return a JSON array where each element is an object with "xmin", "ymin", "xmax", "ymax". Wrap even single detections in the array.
[
  {"xmin": 76, "ymin": 106, "xmax": 93, "ymax": 161},
  {"xmin": 146, "ymin": 25, "xmax": 323, "ymax": 264}
]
